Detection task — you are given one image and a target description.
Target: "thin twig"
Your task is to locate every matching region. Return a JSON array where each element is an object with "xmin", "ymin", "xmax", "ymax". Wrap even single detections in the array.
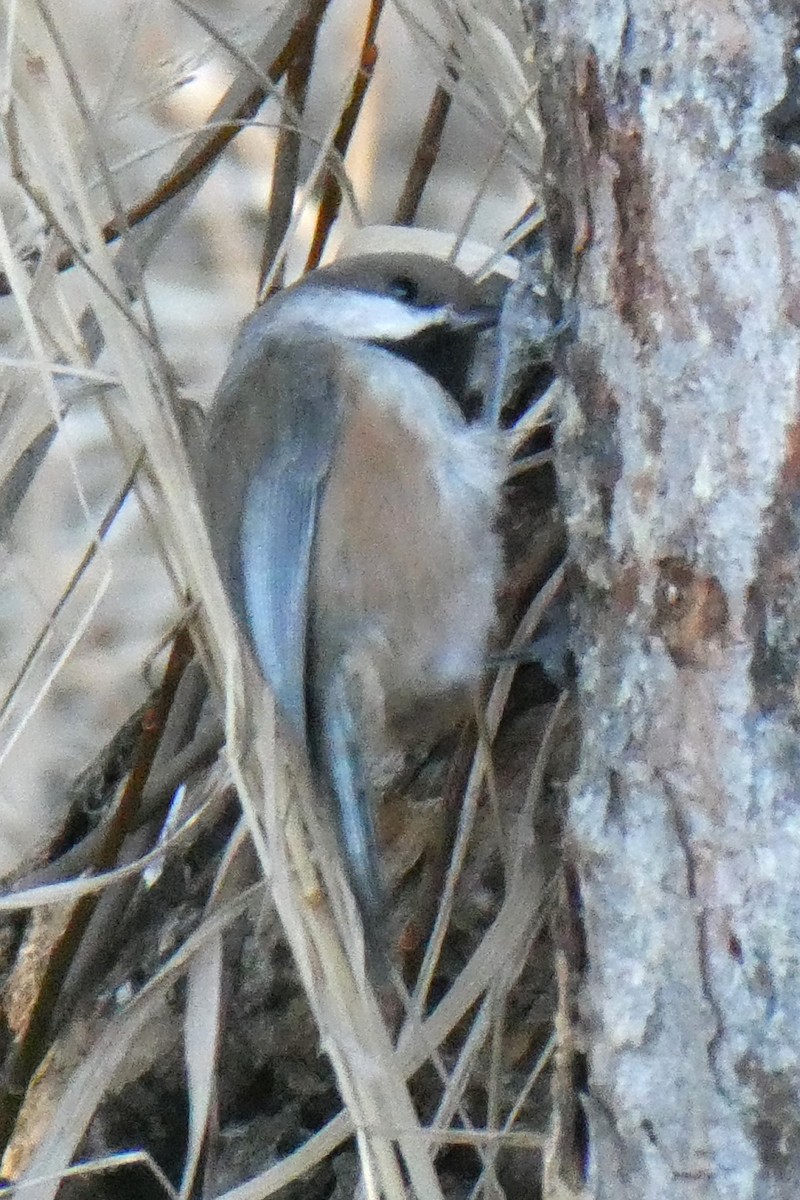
[
  {"xmin": 0, "ymin": 4, "xmax": 326, "ymax": 299},
  {"xmin": 394, "ymin": 82, "xmax": 452, "ymax": 226},
  {"xmin": 304, "ymin": 0, "xmax": 385, "ymax": 271},
  {"xmin": 259, "ymin": 17, "xmax": 321, "ymax": 293}
]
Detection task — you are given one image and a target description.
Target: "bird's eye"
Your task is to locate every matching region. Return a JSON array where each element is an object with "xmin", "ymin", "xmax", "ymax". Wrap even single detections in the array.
[{"xmin": 388, "ymin": 275, "xmax": 420, "ymax": 304}]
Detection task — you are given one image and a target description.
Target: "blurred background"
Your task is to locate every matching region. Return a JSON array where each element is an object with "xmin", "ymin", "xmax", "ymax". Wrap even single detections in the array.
[{"xmin": 0, "ymin": 0, "xmax": 537, "ymax": 874}]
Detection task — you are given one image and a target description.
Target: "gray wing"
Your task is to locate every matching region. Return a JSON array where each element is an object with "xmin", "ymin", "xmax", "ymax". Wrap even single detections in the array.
[{"xmin": 202, "ymin": 331, "xmax": 342, "ymax": 743}]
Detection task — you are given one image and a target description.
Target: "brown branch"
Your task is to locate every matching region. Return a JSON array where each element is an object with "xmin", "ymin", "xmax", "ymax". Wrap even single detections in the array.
[
  {"xmin": 258, "ymin": 16, "xmax": 322, "ymax": 294},
  {"xmin": 394, "ymin": 82, "xmax": 453, "ymax": 226},
  {"xmin": 305, "ymin": 0, "xmax": 386, "ymax": 271},
  {"xmin": 0, "ymin": 2, "xmax": 330, "ymax": 299}
]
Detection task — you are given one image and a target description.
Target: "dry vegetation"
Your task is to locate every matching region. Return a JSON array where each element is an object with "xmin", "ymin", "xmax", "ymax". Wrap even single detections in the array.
[{"xmin": 0, "ymin": 2, "xmax": 572, "ymax": 1197}]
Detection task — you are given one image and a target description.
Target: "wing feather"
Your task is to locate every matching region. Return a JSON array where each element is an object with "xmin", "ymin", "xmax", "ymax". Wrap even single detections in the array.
[{"xmin": 203, "ymin": 331, "xmax": 342, "ymax": 742}]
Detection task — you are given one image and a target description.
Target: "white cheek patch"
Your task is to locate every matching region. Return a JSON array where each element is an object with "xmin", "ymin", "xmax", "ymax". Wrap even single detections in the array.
[{"xmin": 272, "ymin": 287, "xmax": 449, "ymax": 342}]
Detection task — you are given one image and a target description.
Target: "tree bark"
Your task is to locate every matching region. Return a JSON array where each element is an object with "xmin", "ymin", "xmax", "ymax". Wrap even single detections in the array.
[{"xmin": 529, "ymin": 3, "xmax": 800, "ymax": 1197}]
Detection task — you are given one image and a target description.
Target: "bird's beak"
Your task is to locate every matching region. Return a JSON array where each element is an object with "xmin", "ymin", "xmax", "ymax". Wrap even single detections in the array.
[{"xmin": 445, "ymin": 303, "xmax": 499, "ymax": 332}]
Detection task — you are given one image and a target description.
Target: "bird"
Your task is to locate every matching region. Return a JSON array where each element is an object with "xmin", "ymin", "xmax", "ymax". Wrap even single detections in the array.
[{"xmin": 201, "ymin": 251, "xmax": 506, "ymax": 958}]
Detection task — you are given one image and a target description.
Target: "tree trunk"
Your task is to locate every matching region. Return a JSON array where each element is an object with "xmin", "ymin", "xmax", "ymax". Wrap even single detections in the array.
[{"xmin": 528, "ymin": 3, "xmax": 800, "ymax": 1197}]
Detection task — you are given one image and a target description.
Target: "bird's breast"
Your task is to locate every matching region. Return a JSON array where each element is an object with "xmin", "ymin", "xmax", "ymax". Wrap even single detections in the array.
[{"xmin": 308, "ymin": 343, "xmax": 504, "ymax": 763}]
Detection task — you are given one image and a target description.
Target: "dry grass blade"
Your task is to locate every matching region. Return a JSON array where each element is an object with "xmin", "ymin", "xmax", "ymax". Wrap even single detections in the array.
[
  {"xmin": 0, "ymin": 570, "xmax": 111, "ymax": 776},
  {"xmin": 450, "ymin": 85, "xmax": 537, "ymax": 263},
  {"xmin": 6, "ymin": 1151, "xmax": 179, "ymax": 1198},
  {"xmin": 228, "ymin": 717, "xmax": 447, "ymax": 1200},
  {"xmin": 464, "ymin": 1036, "xmax": 556, "ymax": 1199},
  {"xmin": 0, "ymin": 0, "xmax": 559, "ymax": 1195},
  {"xmin": 398, "ymin": 882, "xmax": 553, "ymax": 1079},
  {"xmin": 0, "ymin": 456, "xmax": 142, "ymax": 730},
  {"xmin": 0, "ymin": 0, "xmax": 312, "ymax": 295},
  {"xmin": 169, "ymin": 0, "xmax": 335, "ymax": 291},
  {"xmin": 508, "ymin": 448, "xmax": 553, "ymax": 478},
  {"xmin": 11, "ymin": 888, "xmax": 262, "ymax": 1200},
  {"xmin": 0, "ymin": 785, "xmax": 224, "ymax": 912},
  {"xmin": 388, "ymin": 682, "xmax": 566, "ymax": 1150},
  {"xmin": 19, "ymin": 12, "xmax": 453, "ymax": 1190},
  {"xmin": 0, "ymin": 423, "xmax": 55, "ymax": 541},
  {"xmin": 389, "ymin": 977, "xmax": 495, "ymax": 1176},
  {"xmin": 3, "ymin": 104, "xmax": 153, "ymax": 343},
  {"xmin": 430, "ymin": 989, "xmax": 494, "ymax": 1131},
  {"xmin": 0, "ymin": 632, "xmax": 193, "ymax": 1155},
  {"xmin": 106, "ymin": 118, "xmax": 361, "ymax": 234},
  {"xmin": 181, "ymin": 930, "xmax": 223, "ymax": 1199},
  {"xmin": 391, "ymin": 0, "xmax": 539, "ymax": 172},
  {"xmin": 210, "ymin": 1114, "xmax": 354, "ymax": 1200},
  {"xmin": 180, "ymin": 819, "xmax": 253, "ymax": 1199},
  {"xmin": 0, "ymin": 191, "xmax": 91, "ymax": 529}
]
